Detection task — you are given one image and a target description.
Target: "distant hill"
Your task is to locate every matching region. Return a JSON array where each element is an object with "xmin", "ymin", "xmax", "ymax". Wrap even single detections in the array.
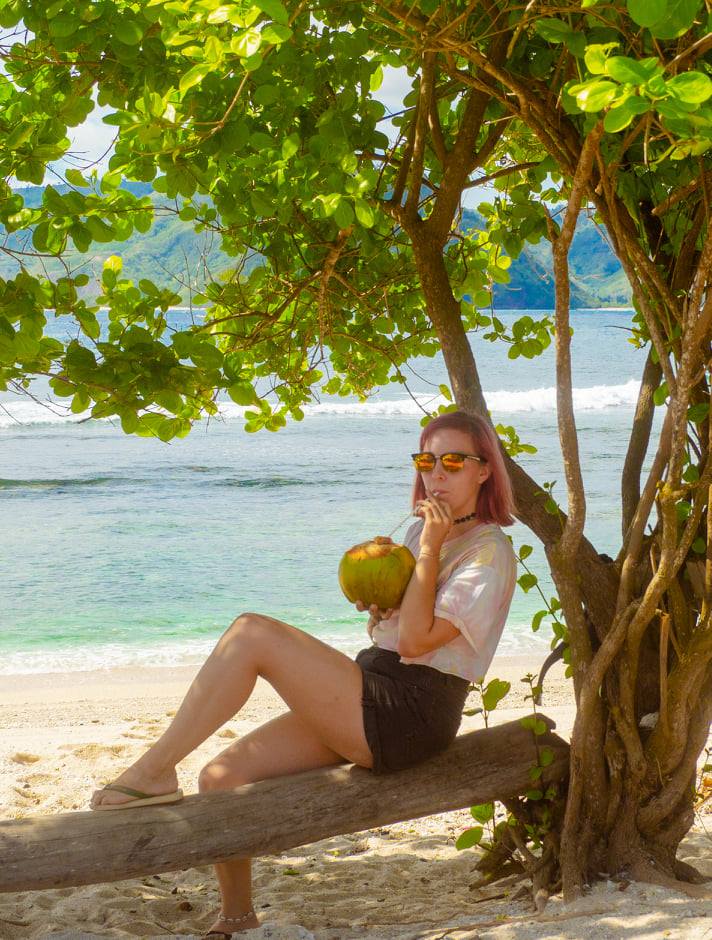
[
  {"xmin": 2, "ymin": 182, "xmax": 226, "ymax": 299},
  {"xmin": 461, "ymin": 208, "xmax": 631, "ymax": 309},
  {"xmin": 2, "ymin": 183, "xmax": 631, "ymax": 309}
]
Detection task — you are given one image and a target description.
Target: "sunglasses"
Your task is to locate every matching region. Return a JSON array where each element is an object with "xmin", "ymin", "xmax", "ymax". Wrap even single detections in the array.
[{"xmin": 411, "ymin": 452, "xmax": 485, "ymax": 472}]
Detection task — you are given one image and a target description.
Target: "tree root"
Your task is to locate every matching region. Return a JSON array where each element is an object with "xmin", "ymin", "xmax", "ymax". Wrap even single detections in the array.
[
  {"xmin": 629, "ymin": 857, "xmax": 712, "ymax": 898},
  {"xmin": 675, "ymin": 858, "xmax": 712, "ymax": 885}
]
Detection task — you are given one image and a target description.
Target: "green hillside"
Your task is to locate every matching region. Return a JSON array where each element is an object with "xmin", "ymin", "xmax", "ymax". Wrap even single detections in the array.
[
  {"xmin": 461, "ymin": 208, "xmax": 632, "ymax": 309},
  {"xmin": 3, "ymin": 183, "xmax": 631, "ymax": 309}
]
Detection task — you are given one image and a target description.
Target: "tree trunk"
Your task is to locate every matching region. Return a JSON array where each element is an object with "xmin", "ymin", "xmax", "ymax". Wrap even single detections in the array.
[{"xmin": 0, "ymin": 719, "xmax": 568, "ymax": 893}]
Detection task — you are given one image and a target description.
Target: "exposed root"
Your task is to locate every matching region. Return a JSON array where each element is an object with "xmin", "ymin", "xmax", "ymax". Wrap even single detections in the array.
[
  {"xmin": 473, "ymin": 825, "xmax": 524, "ymax": 883},
  {"xmin": 674, "ymin": 857, "xmax": 712, "ymax": 884},
  {"xmin": 629, "ymin": 858, "xmax": 712, "ymax": 899}
]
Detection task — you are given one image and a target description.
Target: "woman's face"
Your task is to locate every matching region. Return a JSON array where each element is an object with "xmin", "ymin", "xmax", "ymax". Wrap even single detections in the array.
[{"xmin": 419, "ymin": 428, "xmax": 491, "ymax": 519}]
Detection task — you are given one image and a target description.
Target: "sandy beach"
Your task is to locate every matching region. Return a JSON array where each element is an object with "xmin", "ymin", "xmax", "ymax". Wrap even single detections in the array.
[{"xmin": 1, "ymin": 651, "xmax": 710, "ymax": 939}]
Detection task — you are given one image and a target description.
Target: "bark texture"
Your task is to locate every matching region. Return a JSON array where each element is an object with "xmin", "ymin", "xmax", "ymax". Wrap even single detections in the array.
[{"xmin": 0, "ymin": 719, "xmax": 568, "ymax": 893}]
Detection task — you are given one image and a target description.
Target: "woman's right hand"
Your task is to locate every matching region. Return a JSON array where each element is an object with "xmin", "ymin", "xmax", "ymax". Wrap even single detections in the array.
[
  {"xmin": 355, "ymin": 600, "xmax": 396, "ymax": 638},
  {"xmin": 355, "ymin": 599, "xmax": 395, "ymax": 620}
]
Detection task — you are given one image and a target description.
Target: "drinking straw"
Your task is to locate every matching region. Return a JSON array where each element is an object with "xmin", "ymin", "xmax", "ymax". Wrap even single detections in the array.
[{"xmin": 386, "ymin": 507, "xmax": 419, "ymax": 540}]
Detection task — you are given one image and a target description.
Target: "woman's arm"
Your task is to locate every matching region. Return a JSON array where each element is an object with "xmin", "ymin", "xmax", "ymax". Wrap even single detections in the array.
[
  {"xmin": 397, "ymin": 497, "xmax": 459, "ymax": 657},
  {"xmin": 396, "ymin": 554, "xmax": 459, "ymax": 656}
]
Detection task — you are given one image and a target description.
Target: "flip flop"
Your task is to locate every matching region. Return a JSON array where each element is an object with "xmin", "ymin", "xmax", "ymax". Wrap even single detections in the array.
[{"xmin": 91, "ymin": 783, "xmax": 184, "ymax": 811}]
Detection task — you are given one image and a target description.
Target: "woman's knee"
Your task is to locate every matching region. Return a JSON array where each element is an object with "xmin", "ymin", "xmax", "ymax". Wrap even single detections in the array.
[
  {"xmin": 199, "ymin": 759, "xmax": 251, "ymax": 793},
  {"xmin": 225, "ymin": 611, "xmax": 269, "ymax": 643}
]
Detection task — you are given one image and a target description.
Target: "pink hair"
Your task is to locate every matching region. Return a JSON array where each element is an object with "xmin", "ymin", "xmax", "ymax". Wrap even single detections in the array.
[{"xmin": 411, "ymin": 411, "xmax": 516, "ymax": 526}]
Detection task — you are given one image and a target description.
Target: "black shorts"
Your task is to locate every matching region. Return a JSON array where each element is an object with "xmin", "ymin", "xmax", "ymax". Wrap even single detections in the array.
[{"xmin": 355, "ymin": 645, "xmax": 470, "ymax": 775}]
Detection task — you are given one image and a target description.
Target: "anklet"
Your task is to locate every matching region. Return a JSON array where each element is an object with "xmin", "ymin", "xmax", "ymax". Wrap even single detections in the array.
[{"xmin": 219, "ymin": 910, "xmax": 255, "ymax": 926}]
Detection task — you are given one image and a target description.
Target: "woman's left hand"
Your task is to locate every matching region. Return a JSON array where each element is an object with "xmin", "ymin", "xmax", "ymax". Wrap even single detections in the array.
[{"xmin": 414, "ymin": 496, "xmax": 454, "ymax": 553}]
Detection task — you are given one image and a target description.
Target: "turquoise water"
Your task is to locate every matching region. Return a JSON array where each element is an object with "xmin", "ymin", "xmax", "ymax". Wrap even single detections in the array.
[{"xmin": 0, "ymin": 309, "xmax": 658, "ymax": 674}]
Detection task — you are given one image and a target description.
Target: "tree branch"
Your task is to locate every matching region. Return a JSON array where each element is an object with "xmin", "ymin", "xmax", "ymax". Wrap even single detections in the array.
[
  {"xmin": 404, "ymin": 51, "xmax": 437, "ymax": 220},
  {"xmin": 621, "ymin": 350, "xmax": 662, "ymax": 540}
]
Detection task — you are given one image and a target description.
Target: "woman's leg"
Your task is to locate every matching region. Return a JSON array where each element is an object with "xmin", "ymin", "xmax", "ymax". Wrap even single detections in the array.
[
  {"xmin": 91, "ymin": 612, "xmax": 373, "ymax": 807},
  {"xmin": 199, "ymin": 710, "xmax": 349, "ymax": 935}
]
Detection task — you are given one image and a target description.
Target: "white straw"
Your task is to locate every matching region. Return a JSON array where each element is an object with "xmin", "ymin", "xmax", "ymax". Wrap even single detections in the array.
[{"xmin": 386, "ymin": 508, "xmax": 417, "ymax": 539}]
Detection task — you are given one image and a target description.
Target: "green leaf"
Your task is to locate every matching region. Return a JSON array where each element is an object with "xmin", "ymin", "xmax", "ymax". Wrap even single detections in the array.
[
  {"xmin": 604, "ymin": 97, "xmax": 648, "ymax": 132},
  {"xmin": 534, "ymin": 18, "xmax": 573, "ymax": 42},
  {"xmin": 120, "ymin": 411, "xmax": 139, "ymax": 434},
  {"xmin": 155, "ymin": 390, "xmax": 184, "ymax": 414},
  {"xmin": 190, "ymin": 342, "xmax": 224, "ymax": 369},
  {"xmin": 76, "ymin": 311, "xmax": 100, "ymax": 340},
  {"xmin": 455, "ymin": 826, "xmax": 484, "ymax": 850},
  {"xmin": 584, "ymin": 43, "xmax": 619, "ymax": 75},
  {"xmin": 49, "ymin": 13, "xmax": 80, "ymax": 37},
  {"xmin": 261, "ymin": 23, "xmax": 292, "ymax": 44},
  {"xmin": 518, "ymin": 572, "xmax": 538, "ymax": 592},
  {"xmin": 470, "ymin": 802, "xmax": 495, "ymax": 823},
  {"xmin": 482, "ymin": 678, "xmax": 511, "ymax": 711},
  {"xmin": 255, "ymin": 0, "xmax": 289, "ymax": 24},
  {"xmin": 605, "ymin": 56, "xmax": 657, "ymax": 84},
  {"xmin": 667, "ymin": 72, "xmax": 712, "ymax": 104},
  {"xmin": 692, "ymin": 537, "xmax": 707, "ymax": 554},
  {"xmin": 68, "ymin": 387, "xmax": 89, "ymax": 413},
  {"xmin": 354, "ymin": 199, "xmax": 374, "ymax": 228},
  {"xmin": 687, "ymin": 402, "xmax": 709, "ymax": 423},
  {"xmin": 532, "ymin": 609, "xmax": 547, "ymax": 633},
  {"xmin": 653, "ymin": 380, "xmax": 669, "ymax": 406},
  {"xmin": 180, "ymin": 64, "xmax": 210, "ymax": 94},
  {"xmin": 683, "ymin": 463, "xmax": 700, "ymax": 483},
  {"xmin": 114, "ymin": 20, "xmax": 144, "ymax": 45},
  {"xmin": 333, "ymin": 199, "xmax": 354, "ymax": 229},
  {"xmin": 650, "ymin": 0, "xmax": 701, "ymax": 38},
  {"xmin": 50, "ymin": 377, "xmax": 75, "ymax": 397},
  {"xmin": 104, "ymin": 255, "xmax": 123, "ymax": 275},
  {"xmin": 227, "ymin": 383, "xmax": 259, "ymax": 406},
  {"xmin": 519, "ymin": 544, "xmax": 533, "ymax": 560},
  {"xmin": 540, "ymin": 746, "xmax": 555, "ymax": 767},
  {"xmin": 282, "ymin": 134, "xmax": 299, "ymax": 160},
  {"xmin": 66, "ymin": 168, "xmax": 89, "ymax": 187},
  {"xmin": 627, "ymin": 0, "xmax": 666, "ymax": 27},
  {"xmin": 232, "ymin": 28, "xmax": 261, "ymax": 58},
  {"xmin": 438, "ymin": 383, "xmax": 452, "ymax": 402},
  {"xmin": 570, "ymin": 79, "xmax": 619, "ymax": 112}
]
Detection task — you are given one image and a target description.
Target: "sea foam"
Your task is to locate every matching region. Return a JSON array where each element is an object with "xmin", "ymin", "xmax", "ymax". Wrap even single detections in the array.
[
  {"xmin": 0, "ymin": 618, "xmax": 550, "ymax": 675},
  {"xmin": 0, "ymin": 379, "xmax": 642, "ymax": 429}
]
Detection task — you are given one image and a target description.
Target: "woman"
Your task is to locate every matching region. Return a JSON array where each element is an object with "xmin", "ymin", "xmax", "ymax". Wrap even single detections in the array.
[{"xmin": 90, "ymin": 410, "xmax": 517, "ymax": 937}]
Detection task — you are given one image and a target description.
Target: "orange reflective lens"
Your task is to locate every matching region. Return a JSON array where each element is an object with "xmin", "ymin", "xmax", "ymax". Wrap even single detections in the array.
[{"xmin": 411, "ymin": 452, "xmax": 479, "ymax": 472}]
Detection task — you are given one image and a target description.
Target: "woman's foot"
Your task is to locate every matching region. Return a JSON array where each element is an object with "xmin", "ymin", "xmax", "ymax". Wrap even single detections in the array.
[
  {"xmin": 204, "ymin": 910, "xmax": 260, "ymax": 936},
  {"xmin": 90, "ymin": 756, "xmax": 179, "ymax": 809}
]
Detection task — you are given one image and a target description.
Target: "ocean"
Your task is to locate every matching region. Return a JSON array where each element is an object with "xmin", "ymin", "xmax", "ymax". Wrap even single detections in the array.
[{"xmin": 0, "ymin": 308, "xmax": 658, "ymax": 676}]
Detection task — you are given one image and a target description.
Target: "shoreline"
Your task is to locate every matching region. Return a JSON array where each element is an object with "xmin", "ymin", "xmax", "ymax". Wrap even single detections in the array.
[
  {"xmin": 0, "ymin": 650, "xmax": 563, "ymax": 711},
  {"xmin": 2, "ymin": 652, "xmax": 711, "ymax": 939}
]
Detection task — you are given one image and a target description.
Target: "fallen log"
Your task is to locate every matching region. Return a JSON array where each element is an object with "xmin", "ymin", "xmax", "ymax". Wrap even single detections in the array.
[{"xmin": 1, "ymin": 717, "xmax": 569, "ymax": 893}]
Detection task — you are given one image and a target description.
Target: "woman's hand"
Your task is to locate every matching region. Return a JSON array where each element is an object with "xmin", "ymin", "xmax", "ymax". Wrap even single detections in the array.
[
  {"xmin": 414, "ymin": 495, "xmax": 454, "ymax": 554},
  {"xmin": 355, "ymin": 599, "xmax": 396, "ymax": 639}
]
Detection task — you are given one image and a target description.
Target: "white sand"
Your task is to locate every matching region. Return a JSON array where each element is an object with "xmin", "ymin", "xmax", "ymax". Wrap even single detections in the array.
[{"xmin": 1, "ymin": 652, "xmax": 710, "ymax": 938}]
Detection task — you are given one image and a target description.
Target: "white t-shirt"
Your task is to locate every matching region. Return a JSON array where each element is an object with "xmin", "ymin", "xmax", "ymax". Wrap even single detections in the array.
[{"xmin": 370, "ymin": 518, "xmax": 517, "ymax": 682}]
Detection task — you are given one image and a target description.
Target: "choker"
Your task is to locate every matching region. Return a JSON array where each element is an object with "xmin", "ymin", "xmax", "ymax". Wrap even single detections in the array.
[{"xmin": 453, "ymin": 511, "xmax": 478, "ymax": 525}]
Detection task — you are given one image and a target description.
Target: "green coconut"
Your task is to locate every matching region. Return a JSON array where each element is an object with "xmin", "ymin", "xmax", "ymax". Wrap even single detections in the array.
[{"xmin": 338, "ymin": 536, "xmax": 416, "ymax": 610}]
